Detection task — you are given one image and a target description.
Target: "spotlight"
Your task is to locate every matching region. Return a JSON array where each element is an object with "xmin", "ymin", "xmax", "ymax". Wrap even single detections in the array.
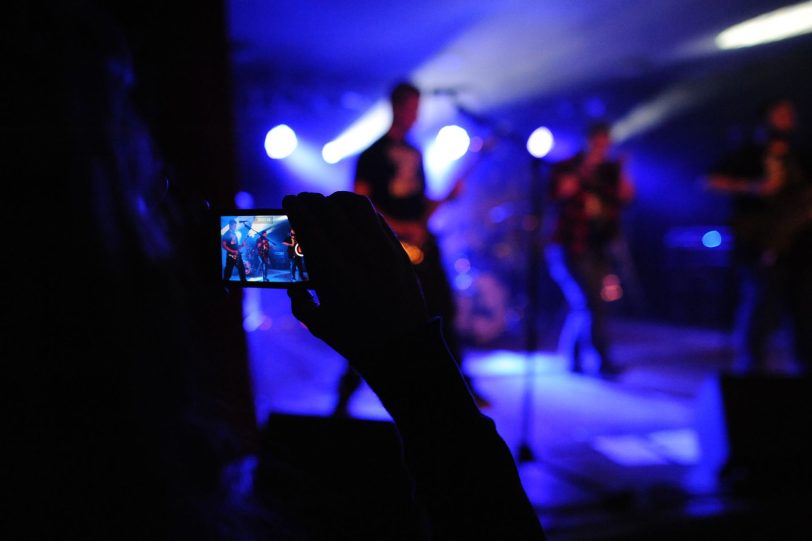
[
  {"xmin": 235, "ymin": 191, "xmax": 254, "ymax": 209},
  {"xmin": 716, "ymin": 1, "xmax": 812, "ymax": 49},
  {"xmin": 526, "ymin": 127, "xmax": 554, "ymax": 158},
  {"xmin": 425, "ymin": 125, "xmax": 471, "ymax": 182},
  {"xmin": 264, "ymin": 124, "xmax": 298, "ymax": 159},
  {"xmin": 321, "ymin": 102, "xmax": 390, "ymax": 163},
  {"xmin": 434, "ymin": 125, "xmax": 470, "ymax": 161},
  {"xmin": 702, "ymin": 230, "xmax": 723, "ymax": 249},
  {"xmin": 322, "ymin": 141, "xmax": 341, "ymax": 164}
]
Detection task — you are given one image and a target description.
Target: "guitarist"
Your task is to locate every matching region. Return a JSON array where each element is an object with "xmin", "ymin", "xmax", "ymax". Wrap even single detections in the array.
[
  {"xmin": 256, "ymin": 229, "xmax": 273, "ymax": 282},
  {"xmin": 708, "ymin": 98, "xmax": 812, "ymax": 373},
  {"xmin": 334, "ymin": 81, "xmax": 489, "ymax": 416},
  {"xmin": 546, "ymin": 122, "xmax": 634, "ymax": 378},
  {"xmin": 222, "ymin": 219, "xmax": 247, "ymax": 282}
]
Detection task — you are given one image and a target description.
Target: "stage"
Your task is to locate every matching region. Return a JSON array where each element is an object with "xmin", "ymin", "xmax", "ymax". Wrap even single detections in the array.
[{"xmin": 245, "ymin": 289, "xmax": 806, "ymax": 540}]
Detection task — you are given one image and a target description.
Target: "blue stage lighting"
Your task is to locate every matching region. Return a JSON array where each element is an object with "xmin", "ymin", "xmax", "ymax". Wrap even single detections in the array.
[
  {"xmin": 526, "ymin": 127, "xmax": 554, "ymax": 158},
  {"xmin": 425, "ymin": 125, "xmax": 471, "ymax": 187},
  {"xmin": 716, "ymin": 1, "xmax": 812, "ymax": 49},
  {"xmin": 320, "ymin": 102, "xmax": 390, "ymax": 164},
  {"xmin": 235, "ymin": 191, "xmax": 254, "ymax": 209},
  {"xmin": 264, "ymin": 124, "xmax": 298, "ymax": 159},
  {"xmin": 434, "ymin": 125, "xmax": 470, "ymax": 161},
  {"xmin": 702, "ymin": 229, "xmax": 722, "ymax": 248}
]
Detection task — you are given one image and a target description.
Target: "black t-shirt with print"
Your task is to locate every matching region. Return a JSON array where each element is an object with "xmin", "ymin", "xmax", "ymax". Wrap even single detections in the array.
[{"xmin": 356, "ymin": 135, "xmax": 427, "ymax": 221}]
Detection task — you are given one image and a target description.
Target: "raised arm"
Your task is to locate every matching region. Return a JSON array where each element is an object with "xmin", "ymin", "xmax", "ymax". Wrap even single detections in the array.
[
  {"xmin": 706, "ymin": 146, "xmax": 786, "ymax": 197},
  {"xmin": 284, "ymin": 191, "xmax": 546, "ymax": 540}
]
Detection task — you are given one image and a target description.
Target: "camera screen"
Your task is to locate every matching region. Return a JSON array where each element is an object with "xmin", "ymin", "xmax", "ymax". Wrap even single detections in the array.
[{"xmin": 219, "ymin": 211, "xmax": 310, "ymax": 288}]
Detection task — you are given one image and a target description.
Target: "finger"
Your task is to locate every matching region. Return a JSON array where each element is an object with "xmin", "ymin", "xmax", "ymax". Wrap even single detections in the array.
[
  {"xmin": 329, "ymin": 191, "xmax": 389, "ymax": 241},
  {"xmin": 288, "ymin": 287, "xmax": 326, "ymax": 335},
  {"xmin": 282, "ymin": 193, "xmax": 335, "ymax": 283},
  {"xmin": 293, "ymin": 193, "xmax": 356, "ymax": 296},
  {"xmin": 283, "ymin": 193, "xmax": 328, "ymax": 250},
  {"xmin": 376, "ymin": 212, "xmax": 414, "ymax": 269}
]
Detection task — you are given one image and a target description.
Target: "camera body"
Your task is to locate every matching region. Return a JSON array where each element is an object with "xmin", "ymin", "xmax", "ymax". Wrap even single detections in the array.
[{"xmin": 218, "ymin": 209, "xmax": 310, "ymax": 288}]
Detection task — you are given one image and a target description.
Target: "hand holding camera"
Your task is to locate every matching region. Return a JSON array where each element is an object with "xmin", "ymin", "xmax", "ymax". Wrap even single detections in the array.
[{"xmin": 283, "ymin": 191, "xmax": 429, "ymax": 362}]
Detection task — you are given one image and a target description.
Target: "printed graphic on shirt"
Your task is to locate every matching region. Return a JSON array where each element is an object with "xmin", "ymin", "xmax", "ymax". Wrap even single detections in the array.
[{"xmin": 387, "ymin": 144, "xmax": 422, "ymax": 198}]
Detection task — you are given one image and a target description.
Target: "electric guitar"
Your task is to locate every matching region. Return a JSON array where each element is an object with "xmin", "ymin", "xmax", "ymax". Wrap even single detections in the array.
[
  {"xmin": 224, "ymin": 237, "xmax": 245, "ymax": 261},
  {"xmin": 387, "ymin": 137, "xmax": 496, "ymax": 265},
  {"xmin": 763, "ymin": 184, "xmax": 812, "ymax": 262},
  {"xmin": 730, "ymin": 151, "xmax": 812, "ymax": 263}
]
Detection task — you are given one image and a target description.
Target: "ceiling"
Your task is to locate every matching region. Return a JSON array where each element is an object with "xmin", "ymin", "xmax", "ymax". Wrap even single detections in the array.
[{"xmin": 227, "ymin": 0, "xmax": 812, "ymax": 122}]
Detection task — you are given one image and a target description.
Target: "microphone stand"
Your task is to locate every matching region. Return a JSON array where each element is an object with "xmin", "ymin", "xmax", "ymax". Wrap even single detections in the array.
[
  {"xmin": 450, "ymin": 99, "xmax": 544, "ymax": 461},
  {"xmin": 451, "ymin": 98, "xmax": 630, "ymax": 505},
  {"xmin": 240, "ymin": 222, "xmax": 279, "ymax": 247},
  {"xmin": 517, "ymin": 157, "xmax": 546, "ymax": 463},
  {"xmin": 451, "ymin": 99, "xmax": 546, "ymax": 462}
]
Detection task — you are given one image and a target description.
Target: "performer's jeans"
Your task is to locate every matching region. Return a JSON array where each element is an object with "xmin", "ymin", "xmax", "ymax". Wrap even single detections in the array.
[
  {"xmin": 224, "ymin": 255, "xmax": 246, "ymax": 281},
  {"xmin": 291, "ymin": 256, "xmax": 306, "ymax": 280},
  {"xmin": 546, "ymin": 244, "xmax": 612, "ymax": 371}
]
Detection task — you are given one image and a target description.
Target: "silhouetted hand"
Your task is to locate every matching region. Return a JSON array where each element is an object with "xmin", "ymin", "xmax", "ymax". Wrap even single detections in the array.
[{"xmin": 283, "ymin": 191, "xmax": 429, "ymax": 362}]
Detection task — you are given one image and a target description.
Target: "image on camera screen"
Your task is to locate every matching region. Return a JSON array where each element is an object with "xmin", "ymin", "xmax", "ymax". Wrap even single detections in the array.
[{"xmin": 220, "ymin": 212, "xmax": 309, "ymax": 287}]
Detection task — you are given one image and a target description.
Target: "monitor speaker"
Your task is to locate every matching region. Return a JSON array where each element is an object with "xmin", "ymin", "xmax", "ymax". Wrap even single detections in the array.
[
  {"xmin": 254, "ymin": 413, "xmax": 421, "ymax": 539},
  {"xmin": 695, "ymin": 373, "xmax": 812, "ymax": 494}
]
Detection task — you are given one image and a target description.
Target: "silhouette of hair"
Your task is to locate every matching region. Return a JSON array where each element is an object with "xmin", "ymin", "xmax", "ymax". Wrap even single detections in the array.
[
  {"xmin": 586, "ymin": 121, "xmax": 612, "ymax": 139},
  {"xmin": 389, "ymin": 81, "xmax": 420, "ymax": 106},
  {"xmin": 759, "ymin": 96, "xmax": 793, "ymax": 119}
]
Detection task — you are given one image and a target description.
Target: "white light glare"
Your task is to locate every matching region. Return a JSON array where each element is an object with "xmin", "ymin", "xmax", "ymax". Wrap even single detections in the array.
[
  {"xmin": 321, "ymin": 102, "xmax": 390, "ymax": 164},
  {"xmin": 716, "ymin": 1, "xmax": 812, "ymax": 49},
  {"xmin": 424, "ymin": 125, "xmax": 471, "ymax": 185},
  {"xmin": 264, "ymin": 124, "xmax": 298, "ymax": 159},
  {"xmin": 435, "ymin": 125, "xmax": 471, "ymax": 161},
  {"xmin": 526, "ymin": 127, "xmax": 554, "ymax": 158}
]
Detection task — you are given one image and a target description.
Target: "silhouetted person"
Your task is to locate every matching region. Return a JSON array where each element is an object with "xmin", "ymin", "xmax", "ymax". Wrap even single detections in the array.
[
  {"xmin": 12, "ymin": 3, "xmax": 259, "ymax": 539},
  {"xmin": 334, "ymin": 81, "xmax": 490, "ymax": 416},
  {"xmin": 12, "ymin": 3, "xmax": 546, "ymax": 538},
  {"xmin": 222, "ymin": 219, "xmax": 247, "ymax": 281},
  {"xmin": 256, "ymin": 230, "xmax": 272, "ymax": 281},
  {"xmin": 284, "ymin": 191, "xmax": 546, "ymax": 539},
  {"xmin": 545, "ymin": 122, "xmax": 634, "ymax": 377},
  {"xmin": 282, "ymin": 227, "xmax": 306, "ymax": 281},
  {"xmin": 708, "ymin": 98, "xmax": 812, "ymax": 374}
]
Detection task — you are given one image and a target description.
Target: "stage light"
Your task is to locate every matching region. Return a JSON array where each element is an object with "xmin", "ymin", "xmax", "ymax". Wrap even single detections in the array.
[
  {"xmin": 321, "ymin": 102, "xmax": 390, "ymax": 163},
  {"xmin": 434, "ymin": 125, "xmax": 470, "ymax": 161},
  {"xmin": 425, "ymin": 125, "xmax": 471, "ymax": 187},
  {"xmin": 264, "ymin": 124, "xmax": 298, "ymax": 159},
  {"xmin": 601, "ymin": 274, "xmax": 623, "ymax": 302},
  {"xmin": 454, "ymin": 273, "xmax": 473, "ymax": 291},
  {"xmin": 702, "ymin": 229, "xmax": 723, "ymax": 248},
  {"xmin": 235, "ymin": 191, "xmax": 254, "ymax": 209},
  {"xmin": 612, "ymin": 84, "xmax": 702, "ymax": 143},
  {"xmin": 716, "ymin": 1, "xmax": 812, "ymax": 49},
  {"xmin": 321, "ymin": 141, "xmax": 342, "ymax": 164},
  {"xmin": 526, "ymin": 127, "xmax": 554, "ymax": 158},
  {"xmin": 454, "ymin": 257, "xmax": 472, "ymax": 274}
]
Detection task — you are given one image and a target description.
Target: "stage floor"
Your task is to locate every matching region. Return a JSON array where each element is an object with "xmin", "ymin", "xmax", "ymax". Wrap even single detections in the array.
[{"xmin": 244, "ymin": 289, "xmax": 804, "ymax": 540}]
